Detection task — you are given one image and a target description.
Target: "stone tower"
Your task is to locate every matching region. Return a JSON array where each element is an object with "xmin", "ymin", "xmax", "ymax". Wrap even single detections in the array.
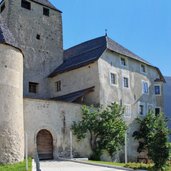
[
  {"xmin": 1, "ymin": 0, "xmax": 63, "ymax": 98},
  {"xmin": 0, "ymin": 16, "xmax": 24, "ymax": 164}
]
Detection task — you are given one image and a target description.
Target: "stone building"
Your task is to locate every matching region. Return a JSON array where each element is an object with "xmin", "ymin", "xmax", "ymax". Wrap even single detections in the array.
[
  {"xmin": 0, "ymin": 0, "xmax": 165, "ymax": 163},
  {"xmin": 164, "ymin": 76, "xmax": 171, "ymax": 141}
]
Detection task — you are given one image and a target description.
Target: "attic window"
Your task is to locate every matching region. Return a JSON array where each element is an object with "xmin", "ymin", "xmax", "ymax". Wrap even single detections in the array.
[
  {"xmin": 0, "ymin": 3, "xmax": 5, "ymax": 13},
  {"xmin": 21, "ymin": 0, "xmax": 31, "ymax": 10},
  {"xmin": 36, "ymin": 34, "xmax": 40, "ymax": 40},
  {"xmin": 43, "ymin": 7, "xmax": 49, "ymax": 16}
]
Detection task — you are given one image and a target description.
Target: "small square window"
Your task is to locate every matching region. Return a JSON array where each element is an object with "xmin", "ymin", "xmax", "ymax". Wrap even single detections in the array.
[
  {"xmin": 123, "ymin": 77, "xmax": 129, "ymax": 88},
  {"xmin": 140, "ymin": 64, "xmax": 146, "ymax": 73},
  {"xmin": 43, "ymin": 7, "xmax": 50, "ymax": 16},
  {"xmin": 121, "ymin": 57, "xmax": 127, "ymax": 66},
  {"xmin": 0, "ymin": 3, "xmax": 5, "ymax": 13},
  {"xmin": 155, "ymin": 108, "xmax": 160, "ymax": 115},
  {"xmin": 36, "ymin": 34, "xmax": 40, "ymax": 40},
  {"xmin": 142, "ymin": 81, "xmax": 149, "ymax": 94},
  {"xmin": 56, "ymin": 81, "xmax": 61, "ymax": 92},
  {"xmin": 110, "ymin": 73, "xmax": 117, "ymax": 85},
  {"xmin": 154, "ymin": 85, "xmax": 161, "ymax": 95},
  {"xmin": 21, "ymin": 0, "xmax": 31, "ymax": 10},
  {"xmin": 29, "ymin": 82, "xmax": 38, "ymax": 93}
]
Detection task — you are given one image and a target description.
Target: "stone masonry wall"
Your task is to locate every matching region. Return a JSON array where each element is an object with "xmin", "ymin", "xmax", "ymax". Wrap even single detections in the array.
[
  {"xmin": 0, "ymin": 44, "xmax": 24, "ymax": 164},
  {"xmin": 6, "ymin": 0, "xmax": 63, "ymax": 98}
]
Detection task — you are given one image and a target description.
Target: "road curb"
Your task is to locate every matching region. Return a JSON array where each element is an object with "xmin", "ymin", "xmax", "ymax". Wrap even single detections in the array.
[{"xmin": 58, "ymin": 158, "xmax": 135, "ymax": 171}]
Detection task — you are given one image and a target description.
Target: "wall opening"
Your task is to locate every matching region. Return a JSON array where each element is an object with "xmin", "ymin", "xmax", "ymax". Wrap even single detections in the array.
[{"xmin": 36, "ymin": 129, "xmax": 53, "ymax": 160}]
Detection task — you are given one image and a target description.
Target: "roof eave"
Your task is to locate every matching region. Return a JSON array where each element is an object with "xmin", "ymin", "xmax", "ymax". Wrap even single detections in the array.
[
  {"xmin": 48, "ymin": 60, "xmax": 97, "ymax": 78},
  {"xmin": 30, "ymin": 0, "xmax": 62, "ymax": 13}
]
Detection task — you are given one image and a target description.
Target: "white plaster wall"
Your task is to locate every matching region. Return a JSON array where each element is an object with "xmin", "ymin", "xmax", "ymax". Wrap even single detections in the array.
[
  {"xmin": 24, "ymin": 98, "xmax": 92, "ymax": 159},
  {"xmin": 164, "ymin": 76, "xmax": 171, "ymax": 141},
  {"xmin": 0, "ymin": 44, "xmax": 24, "ymax": 164},
  {"xmin": 50, "ymin": 62, "xmax": 101, "ymax": 105},
  {"xmin": 98, "ymin": 50, "xmax": 164, "ymax": 161}
]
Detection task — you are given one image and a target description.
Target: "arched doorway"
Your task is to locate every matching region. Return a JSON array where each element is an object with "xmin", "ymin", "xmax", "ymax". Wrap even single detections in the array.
[{"xmin": 36, "ymin": 129, "xmax": 53, "ymax": 160}]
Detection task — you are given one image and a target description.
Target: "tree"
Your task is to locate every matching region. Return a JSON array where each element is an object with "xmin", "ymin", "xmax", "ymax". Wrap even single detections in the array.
[
  {"xmin": 72, "ymin": 103, "xmax": 127, "ymax": 159},
  {"xmin": 133, "ymin": 111, "xmax": 170, "ymax": 171}
]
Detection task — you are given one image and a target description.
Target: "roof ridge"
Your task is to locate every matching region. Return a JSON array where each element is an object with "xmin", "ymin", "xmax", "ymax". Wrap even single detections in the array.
[
  {"xmin": 65, "ymin": 36, "xmax": 106, "ymax": 51},
  {"xmin": 64, "ymin": 44, "xmax": 106, "ymax": 62}
]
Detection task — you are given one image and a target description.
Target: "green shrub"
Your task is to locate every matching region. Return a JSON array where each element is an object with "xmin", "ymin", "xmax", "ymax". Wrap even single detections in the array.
[{"xmin": 124, "ymin": 162, "xmax": 153, "ymax": 170}]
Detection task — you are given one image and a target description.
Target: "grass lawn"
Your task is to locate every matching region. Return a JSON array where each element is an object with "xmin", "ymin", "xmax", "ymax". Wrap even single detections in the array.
[
  {"xmin": 88, "ymin": 160, "xmax": 125, "ymax": 167},
  {"xmin": 88, "ymin": 160, "xmax": 171, "ymax": 170},
  {"xmin": 0, "ymin": 158, "xmax": 32, "ymax": 171}
]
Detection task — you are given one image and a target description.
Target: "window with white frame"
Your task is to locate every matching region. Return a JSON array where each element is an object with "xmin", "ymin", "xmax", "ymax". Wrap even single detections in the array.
[
  {"xmin": 139, "ymin": 102, "xmax": 146, "ymax": 116},
  {"xmin": 110, "ymin": 72, "xmax": 117, "ymax": 85},
  {"xmin": 123, "ymin": 77, "xmax": 129, "ymax": 88},
  {"xmin": 120, "ymin": 57, "xmax": 127, "ymax": 67},
  {"xmin": 124, "ymin": 105, "xmax": 131, "ymax": 118},
  {"xmin": 142, "ymin": 81, "xmax": 149, "ymax": 94},
  {"xmin": 154, "ymin": 85, "xmax": 161, "ymax": 95},
  {"xmin": 140, "ymin": 64, "xmax": 146, "ymax": 73},
  {"xmin": 148, "ymin": 104, "xmax": 154, "ymax": 113}
]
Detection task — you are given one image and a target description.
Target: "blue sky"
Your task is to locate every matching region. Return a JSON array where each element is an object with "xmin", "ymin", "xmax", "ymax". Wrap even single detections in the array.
[{"xmin": 50, "ymin": 0, "xmax": 171, "ymax": 76}]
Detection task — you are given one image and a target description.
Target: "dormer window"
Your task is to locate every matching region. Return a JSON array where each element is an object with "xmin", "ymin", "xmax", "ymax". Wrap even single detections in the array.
[
  {"xmin": 43, "ymin": 7, "xmax": 50, "ymax": 16},
  {"xmin": 120, "ymin": 57, "xmax": 127, "ymax": 66},
  {"xmin": 21, "ymin": 0, "xmax": 31, "ymax": 10},
  {"xmin": 140, "ymin": 64, "xmax": 146, "ymax": 73},
  {"xmin": 0, "ymin": 3, "xmax": 5, "ymax": 13}
]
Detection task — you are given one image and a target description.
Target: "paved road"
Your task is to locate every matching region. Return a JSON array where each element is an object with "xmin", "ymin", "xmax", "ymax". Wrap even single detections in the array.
[{"xmin": 39, "ymin": 161, "xmax": 128, "ymax": 171}]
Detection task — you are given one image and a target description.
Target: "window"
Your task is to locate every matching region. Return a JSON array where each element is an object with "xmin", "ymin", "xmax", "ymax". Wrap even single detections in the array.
[
  {"xmin": 139, "ymin": 103, "xmax": 146, "ymax": 116},
  {"xmin": 36, "ymin": 34, "xmax": 40, "ymax": 40},
  {"xmin": 21, "ymin": 0, "xmax": 31, "ymax": 10},
  {"xmin": 56, "ymin": 81, "xmax": 61, "ymax": 92},
  {"xmin": 154, "ymin": 85, "xmax": 161, "ymax": 95},
  {"xmin": 110, "ymin": 73, "xmax": 117, "ymax": 85},
  {"xmin": 148, "ymin": 104, "xmax": 153, "ymax": 112},
  {"xmin": 29, "ymin": 82, "xmax": 38, "ymax": 93},
  {"xmin": 140, "ymin": 64, "xmax": 146, "ymax": 73},
  {"xmin": 124, "ymin": 105, "xmax": 131, "ymax": 118},
  {"xmin": 0, "ymin": 3, "xmax": 5, "ymax": 13},
  {"xmin": 142, "ymin": 81, "xmax": 149, "ymax": 94},
  {"xmin": 123, "ymin": 77, "xmax": 129, "ymax": 88},
  {"xmin": 155, "ymin": 107, "xmax": 161, "ymax": 115},
  {"xmin": 121, "ymin": 57, "xmax": 127, "ymax": 66},
  {"xmin": 43, "ymin": 7, "xmax": 50, "ymax": 16}
]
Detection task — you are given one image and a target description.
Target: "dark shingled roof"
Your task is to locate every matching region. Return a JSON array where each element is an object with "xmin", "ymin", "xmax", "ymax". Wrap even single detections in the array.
[
  {"xmin": 52, "ymin": 87, "xmax": 95, "ymax": 102},
  {"xmin": 0, "ymin": 16, "xmax": 19, "ymax": 49},
  {"xmin": 49, "ymin": 36, "xmax": 152, "ymax": 77},
  {"xmin": 31, "ymin": 0, "xmax": 61, "ymax": 12}
]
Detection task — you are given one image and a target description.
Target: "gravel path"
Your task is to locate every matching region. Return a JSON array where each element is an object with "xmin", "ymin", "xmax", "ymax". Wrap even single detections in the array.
[{"xmin": 39, "ymin": 161, "xmax": 128, "ymax": 171}]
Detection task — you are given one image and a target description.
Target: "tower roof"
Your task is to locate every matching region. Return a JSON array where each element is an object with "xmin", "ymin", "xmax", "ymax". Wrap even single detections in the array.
[
  {"xmin": 31, "ymin": 0, "xmax": 62, "ymax": 12},
  {"xmin": 0, "ymin": 16, "xmax": 19, "ymax": 49}
]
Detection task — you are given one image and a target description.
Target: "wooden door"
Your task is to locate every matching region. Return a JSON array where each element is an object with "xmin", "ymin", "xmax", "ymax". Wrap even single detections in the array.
[{"xmin": 37, "ymin": 129, "xmax": 53, "ymax": 160}]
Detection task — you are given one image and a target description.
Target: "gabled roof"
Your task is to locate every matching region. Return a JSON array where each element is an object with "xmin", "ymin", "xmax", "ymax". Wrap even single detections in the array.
[
  {"xmin": 49, "ymin": 35, "xmax": 155, "ymax": 77},
  {"xmin": 0, "ymin": 16, "xmax": 20, "ymax": 49},
  {"xmin": 31, "ymin": 0, "xmax": 62, "ymax": 12}
]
